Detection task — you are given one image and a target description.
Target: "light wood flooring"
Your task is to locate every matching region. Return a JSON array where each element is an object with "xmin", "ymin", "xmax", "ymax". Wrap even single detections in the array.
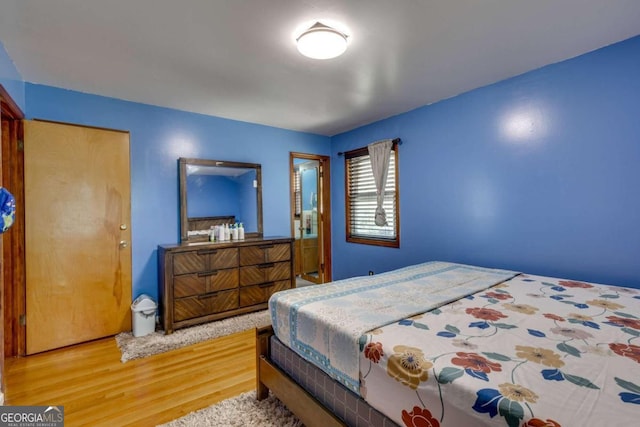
[{"xmin": 4, "ymin": 328, "xmax": 256, "ymax": 426}]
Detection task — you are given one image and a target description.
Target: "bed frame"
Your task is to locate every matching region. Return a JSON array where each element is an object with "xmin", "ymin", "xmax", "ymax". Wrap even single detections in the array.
[{"xmin": 256, "ymin": 325, "xmax": 347, "ymax": 426}]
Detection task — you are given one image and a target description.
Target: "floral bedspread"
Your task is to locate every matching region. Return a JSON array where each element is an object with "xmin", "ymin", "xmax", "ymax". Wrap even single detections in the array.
[
  {"xmin": 270, "ymin": 261, "xmax": 516, "ymax": 393},
  {"xmin": 360, "ymin": 273, "xmax": 640, "ymax": 427}
]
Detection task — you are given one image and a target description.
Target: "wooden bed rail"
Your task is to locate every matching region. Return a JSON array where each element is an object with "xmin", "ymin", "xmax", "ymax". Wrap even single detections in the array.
[{"xmin": 255, "ymin": 326, "xmax": 346, "ymax": 427}]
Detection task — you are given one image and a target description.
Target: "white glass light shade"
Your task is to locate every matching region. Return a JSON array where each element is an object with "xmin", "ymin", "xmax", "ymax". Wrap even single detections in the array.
[{"xmin": 296, "ymin": 22, "xmax": 348, "ymax": 59}]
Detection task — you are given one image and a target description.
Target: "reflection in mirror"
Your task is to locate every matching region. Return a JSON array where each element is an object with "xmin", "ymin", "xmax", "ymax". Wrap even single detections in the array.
[
  {"xmin": 179, "ymin": 158, "xmax": 263, "ymax": 243},
  {"xmin": 294, "ymin": 160, "xmax": 319, "ymax": 239},
  {"xmin": 293, "ymin": 159, "xmax": 320, "ymax": 283}
]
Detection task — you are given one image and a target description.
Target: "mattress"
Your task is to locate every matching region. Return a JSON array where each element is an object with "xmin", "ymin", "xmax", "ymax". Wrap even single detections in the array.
[
  {"xmin": 270, "ymin": 261, "xmax": 517, "ymax": 392},
  {"xmin": 360, "ymin": 272, "xmax": 640, "ymax": 425},
  {"xmin": 270, "ymin": 334, "xmax": 398, "ymax": 427},
  {"xmin": 269, "ymin": 262, "xmax": 640, "ymax": 426}
]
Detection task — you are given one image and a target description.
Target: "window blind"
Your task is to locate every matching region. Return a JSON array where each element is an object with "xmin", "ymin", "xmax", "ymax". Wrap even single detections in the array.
[{"xmin": 346, "ymin": 149, "xmax": 397, "ymax": 241}]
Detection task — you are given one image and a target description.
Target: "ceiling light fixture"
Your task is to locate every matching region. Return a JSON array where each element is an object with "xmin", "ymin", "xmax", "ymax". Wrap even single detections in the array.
[{"xmin": 296, "ymin": 21, "xmax": 348, "ymax": 60}]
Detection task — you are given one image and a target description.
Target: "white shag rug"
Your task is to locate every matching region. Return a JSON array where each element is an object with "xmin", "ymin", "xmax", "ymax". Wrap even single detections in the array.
[
  {"xmin": 158, "ymin": 391, "xmax": 303, "ymax": 427},
  {"xmin": 115, "ymin": 310, "xmax": 271, "ymax": 362}
]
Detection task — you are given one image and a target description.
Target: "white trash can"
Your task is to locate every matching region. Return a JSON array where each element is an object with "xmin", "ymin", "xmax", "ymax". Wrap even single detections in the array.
[{"xmin": 131, "ymin": 294, "xmax": 157, "ymax": 337}]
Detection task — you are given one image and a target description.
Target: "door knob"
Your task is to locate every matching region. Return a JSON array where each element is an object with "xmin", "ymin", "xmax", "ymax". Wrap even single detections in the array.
[
  {"xmin": 120, "ymin": 224, "xmax": 128, "ymax": 230},
  {"xmin": 119, "ymin": 240, "xmax": 128, "ymax": 248}
]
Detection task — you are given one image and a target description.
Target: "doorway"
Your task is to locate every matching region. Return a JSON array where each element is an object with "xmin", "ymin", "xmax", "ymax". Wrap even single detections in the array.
[{"xmin": 290, "ymin": 153, "xmax": 331, "ymax": 286}]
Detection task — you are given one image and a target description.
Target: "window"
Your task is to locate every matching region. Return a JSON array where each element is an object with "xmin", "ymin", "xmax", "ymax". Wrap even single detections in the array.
[{"xmin": 345, "ymin": 144, "xmax": 399, "ymax": 247}]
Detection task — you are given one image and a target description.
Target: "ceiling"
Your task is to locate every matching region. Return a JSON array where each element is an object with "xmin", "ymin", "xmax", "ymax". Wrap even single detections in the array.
[{"xmin": 1, "ymin": 1, "xmax": 639, "ymax": 136}]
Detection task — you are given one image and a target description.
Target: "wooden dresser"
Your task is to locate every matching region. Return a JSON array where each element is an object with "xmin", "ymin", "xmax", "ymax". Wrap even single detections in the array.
[{"xmin": 158, "ymin": 237, "xmax": 293, "ymax": 334}]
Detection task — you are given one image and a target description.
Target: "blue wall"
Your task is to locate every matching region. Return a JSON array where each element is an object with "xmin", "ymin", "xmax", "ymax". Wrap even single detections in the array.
[
  {"xmin": 25, "ymin": 84, "xmax": 331, "ymax": 300},
  {"xmin": 331, "ymin": 35, "xmax": 640, "ymax": 289},
  {"xmin": 0, "ymin": 41, "xmax": 25, "ymax": 114}
]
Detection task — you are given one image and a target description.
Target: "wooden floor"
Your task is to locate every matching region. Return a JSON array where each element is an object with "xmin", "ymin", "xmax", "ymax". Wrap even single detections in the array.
[{"xmin": 4, "ymin": 329, "xmax": 256, "ymax": 426}]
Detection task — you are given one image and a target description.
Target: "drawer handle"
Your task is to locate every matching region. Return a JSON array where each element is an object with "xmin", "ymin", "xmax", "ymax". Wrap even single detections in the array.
[
  {"xmin": 197, "ymin": 270, "xmax": 219, "ymax": 277},
  {"xmin": 258, "ymin": 244, "xmax": 274, "ymax": 250},
  {"xmin": 259, "ymin": 283, "xmax": 274, "ymax": 289},
  {"xmin": 258, "ymin": 263, "xmax": 275, "ymax": 269},
  {"xmin": 197, "ymin": 291, "xmax": 219, "ymax": 299},
  {"xmin": 197, "ymin": 249, "xmax": 218, "ymax": 255}
]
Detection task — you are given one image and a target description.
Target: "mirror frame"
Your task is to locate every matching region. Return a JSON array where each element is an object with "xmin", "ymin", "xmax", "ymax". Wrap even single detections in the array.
[{"xmin": 179, "ymin": 157, "xmax": 263, "ymax": 243}]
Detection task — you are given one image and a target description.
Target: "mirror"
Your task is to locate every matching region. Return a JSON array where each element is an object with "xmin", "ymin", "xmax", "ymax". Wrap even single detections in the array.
[
  {"xmin": 179, "ymin": 158, "xmax": 263, "ymax": 243},
  {"xmin": 293, "ymin": 159, "xmax": 320, "ymax": 283}
]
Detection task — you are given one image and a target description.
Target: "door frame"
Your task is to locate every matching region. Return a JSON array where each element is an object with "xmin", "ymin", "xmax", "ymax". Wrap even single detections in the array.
[
  {"xmin": 1, "ymin": 85, "xmax": 25, "ymax": 386},
  {"xmin": 290, "ymin": 152, "xmax": 332, "ymax": 283}
]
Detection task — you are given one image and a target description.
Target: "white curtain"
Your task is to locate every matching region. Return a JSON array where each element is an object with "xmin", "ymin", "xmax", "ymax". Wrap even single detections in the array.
[{"xmin": 367, "ymin": 139, "xmax": 393, "ymax": 226}]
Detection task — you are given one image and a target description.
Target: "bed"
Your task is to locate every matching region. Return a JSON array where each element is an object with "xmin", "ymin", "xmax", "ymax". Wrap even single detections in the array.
[{"xmin": 256, "ymin": 261, "xmax": 640, "ymax": 427}]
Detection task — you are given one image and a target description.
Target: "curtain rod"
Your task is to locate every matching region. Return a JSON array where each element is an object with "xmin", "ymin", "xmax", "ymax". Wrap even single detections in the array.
[{"xmin": 337, "ymin": 138, "xmax": 401, "ymax": 156}]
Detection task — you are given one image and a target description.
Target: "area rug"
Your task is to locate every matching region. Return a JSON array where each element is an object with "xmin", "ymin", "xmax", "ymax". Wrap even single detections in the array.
[
  {"xmin": 115, "ymin": 310, "xmax": 271, "ymax": 362},
  {"xmin": 158, "ymin": 390, "xmax": 302, "ymax": 427}
]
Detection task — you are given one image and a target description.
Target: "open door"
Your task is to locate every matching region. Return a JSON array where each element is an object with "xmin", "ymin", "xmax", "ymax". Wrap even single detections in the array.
[{"xmin": 290, "ymin": 153, "xmax": 331, "ymax": 286}]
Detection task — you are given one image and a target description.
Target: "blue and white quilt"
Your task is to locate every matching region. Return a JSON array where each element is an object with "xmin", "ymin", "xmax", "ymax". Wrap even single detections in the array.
[{"xmin": 269, "ymin": 261, "xmax": 517, "ymax": 393}]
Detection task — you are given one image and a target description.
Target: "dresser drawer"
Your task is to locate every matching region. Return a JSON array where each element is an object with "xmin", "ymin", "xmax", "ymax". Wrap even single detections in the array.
[
  {"xmin": 173, "ymin": 274, "xmax": 206, "ymax": 298},
  {"xmin": 239, "ymin": 280, "xmax": 290, "ymax": 307},
  {"xmin": 173, "ymin": 268, "xmax": 238, "ymax": 298},
  {"xmin": 239, "ymin": 243, "xmax": 290, "ymax": 266},
  {"xmin": 208, "ymin": 268, "xmax": 239, "ymax": 292},
  {"xmin": 173, "ymin": 289, "xmax": 239, "ymax": 322},
  {"xmin": 239, "ymin": 261, "xmax": 291, "ymax": 286},
  {"xmin": 173, "ymin": 248, "xmax": 238, "ymax": 275}
]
